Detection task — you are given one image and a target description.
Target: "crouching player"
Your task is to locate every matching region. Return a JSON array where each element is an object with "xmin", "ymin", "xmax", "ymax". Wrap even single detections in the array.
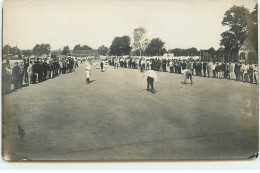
[
  {"xmin": 183, "ymin": 69, "xmax": 193, "ymax": 85},
  {"xmin": 143, "ymin": 69, "xmax": 158, "ymax": 93}
]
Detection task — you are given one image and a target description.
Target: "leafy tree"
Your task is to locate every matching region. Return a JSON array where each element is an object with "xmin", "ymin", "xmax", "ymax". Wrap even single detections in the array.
[
  {"xmin": 208, "ymin": 47, "xmax": 216, "ymax": 57},
  {"xmin": 73, "ymin": 44, "xmax": 81, "ymax": 51},
  {"xmin": 21, "ymin": 50, "xmax": 31, "ymax": 56},
  {"xmin": 169, "ymin": 47, "xmax": 199, "ymax": 56},
  {"xmin": 169, "ymin": 48, "xmax": 185, "ymax": 56},
  {"xmin": 185, "ymin": 47, "xmax": 199, "ymax": 56},
  {"xmin": 2, "ymin": 45, "xmax": 21, "ymax": 55},
  {"xmin": 133, "ymin": 27, "xmax": 147, "ymax": 56},
  {"xmin": 109, "ymin": 36, "xmax": 131, "ymax": 56},
  {"xmin": 249, "ymin": 4, "xmax": 258, "ymax": 52},
  {"xmin": 220, "ymin": 6, "xmax": 251, "ymax": 53},
  {"xmin": 51, "ymin": 49, "xmax": 62, "ymax": 55},
  {"xmin": 32, "ymin": 44, "xmax": 51, "ymax": 56},
  {"xmin": 61, "ymin": 45, "xmax": 70, "ymax": 55},
  {"xmin": 73, "ymin": 44, "xmax": 93, "ymax": 51},
  {"xmin": 146, "ymin": 38, "xmax": 166, "ymax": 56},
  {"xmin": 97, "ymin": 45, "xmax": 109, "ymax": 56}
]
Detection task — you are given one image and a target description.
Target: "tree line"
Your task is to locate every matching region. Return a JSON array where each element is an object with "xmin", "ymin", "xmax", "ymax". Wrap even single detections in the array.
[{"xmin": 3, "ymin": 4, "xmax": 257, "ymax": 62}]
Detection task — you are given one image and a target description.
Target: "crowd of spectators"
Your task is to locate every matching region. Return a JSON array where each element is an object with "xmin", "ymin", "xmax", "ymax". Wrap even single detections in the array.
[
  {"xmin": 3, "ymin": 57, "xmax": 79, "ymax": 94},
  {"xmin": 108, "ymin": 57, "xmax": 258, "ymax": 84}
]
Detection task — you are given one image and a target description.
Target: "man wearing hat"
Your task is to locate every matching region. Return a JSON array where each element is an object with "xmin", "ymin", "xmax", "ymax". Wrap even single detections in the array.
[{"xmin": 12, "ymin": 62, "xmax": 21, "ymax": 90}]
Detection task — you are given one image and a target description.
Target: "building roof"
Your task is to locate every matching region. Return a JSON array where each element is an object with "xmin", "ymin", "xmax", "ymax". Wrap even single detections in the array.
[{"xmin": 239, "ymin": 37, "xmax": 257, "ymax": 53}]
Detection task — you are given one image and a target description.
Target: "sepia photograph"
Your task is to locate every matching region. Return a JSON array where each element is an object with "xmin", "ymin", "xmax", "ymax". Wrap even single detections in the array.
[{"xmin": 1, "ymin": 0, "xmax": 259, "ymax": 161}]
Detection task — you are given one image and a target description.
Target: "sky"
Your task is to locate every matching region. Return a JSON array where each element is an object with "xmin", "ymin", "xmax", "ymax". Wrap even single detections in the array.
[{"xmin": 2, "ymin": 0, "xmax": 257, "ymax": 51}]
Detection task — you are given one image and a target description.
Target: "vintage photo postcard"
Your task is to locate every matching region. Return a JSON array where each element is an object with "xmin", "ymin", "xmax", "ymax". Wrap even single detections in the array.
[{"xmin": 1, "ymin": 0, "xmax": 259, "ymax": 161}]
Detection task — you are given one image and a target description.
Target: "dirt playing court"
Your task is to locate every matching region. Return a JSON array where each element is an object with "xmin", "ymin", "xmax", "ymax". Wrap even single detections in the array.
[{"xmin": 2, "ymin": 63, "xmax": 258, "ymax": 160}]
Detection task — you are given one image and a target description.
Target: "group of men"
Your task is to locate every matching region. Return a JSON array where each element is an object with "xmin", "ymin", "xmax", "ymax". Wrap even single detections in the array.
[
  {"xmin": 3, "ymin": 57, "xmax": 79, "ymax": 93},
  {"xmin": 109, "ymin": 57, "xmax": 168, "ymax": 72},
  {"xmin": 109, "ymin": 56, "xmax": 258, "ymax": 84}
]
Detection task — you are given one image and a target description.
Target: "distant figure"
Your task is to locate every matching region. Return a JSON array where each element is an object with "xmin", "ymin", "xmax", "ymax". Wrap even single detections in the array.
[
  {"xmin": 143, "ymin": 70, "xmax": 158, "ymax": 93},
  {"xmin": 100, "ymin": 61, "xmax": 104, "ymax": 72},
  {"xmin": 254, "ymin": 64, "xmax": 258, "ymax": 84},
  {"xmin": 27, "ymin": 61, "xmax": 33, "ymax": 85},
  {"xmin": 183, "ymin": 69, "xmax": 193, "ymax": 85},
  {"xmin": 12, "ymin": 62, "xmax": 21, "ymax": 90},
  {"xmin": 86, "ymin": 62, "xmax": 91, "ymax": 84}
]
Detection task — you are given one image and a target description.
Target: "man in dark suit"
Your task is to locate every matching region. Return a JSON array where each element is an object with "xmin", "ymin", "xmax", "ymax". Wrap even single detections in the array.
[
  {"xmin": 234, "ymin": 62, "xmax": 240, "ymax": 81},
  {"xmin": 162, "ymin": 59, "xmax": 167, "ymax": 72},
  {"xmin": 203, "ymin": 61, "xmax": 207, "ymax": 77},
  {"xmin": 198, "ymin": 61, "xmax": 202, "ymax": 76},
  {"xmin": 43, "ymin": 60, "xmax": 48, "ymax": 80},
  {"xmin": 100, "ymin": 61, "xmax": 104, "ymax": 72},
  {"xmin": 12, "ymin": 62, "xmax": 21, "ymax": 90}
]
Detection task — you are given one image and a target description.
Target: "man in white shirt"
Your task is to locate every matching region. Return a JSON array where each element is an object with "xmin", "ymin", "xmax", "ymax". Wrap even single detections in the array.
[
  {"xmin": 243, "ymin": 63, "xmax": 249, "ymax": 82},
  {"xmin": 143, "ymin": 70, "xmax": 158, "ymax": 93},
  {"xmin": 169, "ymin": 60, "xmax": 173, "ymax": 73},
  {"xmin": 183, "ymin": 69, "xmax": 193, "ymax": 85},
  {"xmin": 86, "ymin": 62, "xmax": 92, "ymax": 84},
  {"xmin": 212, "ymin": 62, "xmax": 216, "ymax": 78}
]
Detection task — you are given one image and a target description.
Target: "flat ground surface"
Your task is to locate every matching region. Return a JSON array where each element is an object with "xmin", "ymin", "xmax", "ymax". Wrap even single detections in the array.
[{"xmin": 2, "ymin": 63, "xmax": 259, "ymax": 160}]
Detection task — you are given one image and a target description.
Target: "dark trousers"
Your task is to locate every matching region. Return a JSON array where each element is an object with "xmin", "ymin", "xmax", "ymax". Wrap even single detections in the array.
[
  {"xmin": 244, "ymin": 73, "xmax": 248, "ymax": 82},
  {"xmin": 235, "ymin": 72, "xmax": 239, "ymax": 80},
  {"xmin": 43, "ymin": 70, "xmax": 47, "ymax": 80},
  {"xmin": 162, "ymin": 65, "xmax": 166, "ymax": 72},
  {"xmin": 249, "ymin": 74, "xmax": 253, "ymax": 83},
  {"xmin": 170, "ymin": 67, "xmax": 173, "ymax": 73},
  {"xmin": 38, "ymin": 72, "xmax": 43, "ymax": 82},
  {"xmin": 240, "ymin": 72, "xmax": 244, "ymax": 81},
  {"xmin": 213, "ymin": 70, "xmax": 216, "ymax": 78},
  {"xmin": 20, "ymin": 73, "xmax": 24, "ymax": 85},
  {"xmin": 203, "ymin": 69, "xmax": 206, "ymax": 77},
  {"xmin": 147, "ymin": 76, "xmax": 154, "ymax": 90},
  {"xmin": 13, "ymin": 79, "xmax": 19, "ymax": 90}
]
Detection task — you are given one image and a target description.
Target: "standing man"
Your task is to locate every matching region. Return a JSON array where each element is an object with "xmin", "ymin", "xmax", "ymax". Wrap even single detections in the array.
[
  {"xmin": 206, "ymin": 62, "xmax": 211, "ymax": 78},
  {"xmin": 248, "ymin": 64, "xmax": 254, "ymax": 83},
  {"xmin": 19, "ymin": 61, "xmax": 25, "ymax": 86},
  {"xmin": 254, "ymin": 64, "xmax": 258, "ymax": 84},
  {"xmin": 221, "ymin": 62, "xmax": 226, "ymax": 79},
  {"xmin": 229, "ymin": 62, "xmax": 234, "ymax": 79},
  {"xmin": 141, "ymin": 58, "xmax": 146, "ymax": 72},
  {"xmin": 3, "ymin": 64, "xmax": 12, "ymax": 94},
  {"xmin": 12, "ymin": 62, "xmax": 21, "ymax": 90},
  {"xmin": 143, "ymin": 69, "xmax": 158, "ymax": 93},
  {"xmin": 186, "ymin": 60, "xmax": 191, "ymax": 70},
  {"xmin": 169, "ymin": 60, "xmax": 173, "ymax": 73},
  {"xmin": 24, "ymin": 59, "xmax": 29, "ymax": 84},
  {"xmin": 216, "ymin": 63, "xmax": 220, "ymax": 78},
  {"xmin": 239, "ymin": 63, "xmax": 244, "ymax": 82},
  {"xmin": 234, "ymin": 62, "xmax": 240, "ymax": 81},
  {"xmin": 203, "ymin": 61, "xmax": 207, "ymax": 77},
  {"xmin": 212, "ymin": 62, "xmax": 216, "ymax": 78},
  {"xmin": 100, "ymin": 61, "xmax": 104, "ymax": 72},
  {"xmin": 86, "ymin": 61, "xmax": 92, "ymax": 84},
  {"xmin": 162, "ymin": 59, "xmax": 167, "ymax": 72},
  {"xmin": 193, "ymin": 60, "xmax": 197, "ymax": 75},
  {"xmin": 243, "ymin": 63, "xmax": 249, "ymax": 82},
  {"xmin": 27, "ymin": 61, "xmax": 33, "ymax": 85},
  {"xmin": 43, "ymin": 59, "xmax": 48, "ymax": 80},
  {"xmin": 146, "ymin": 59, "xmax": 150, "ymax": 70}
]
